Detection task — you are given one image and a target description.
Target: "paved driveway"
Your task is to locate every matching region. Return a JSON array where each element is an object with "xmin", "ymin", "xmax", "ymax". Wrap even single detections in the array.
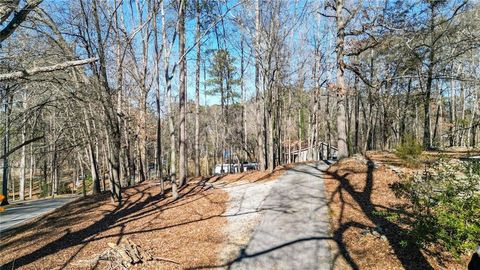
[
  {"xmin": 230, "ymin": 162, "xmax": 333, "ymax": 270},
  {"xmin": 0, "ymin": 196, "xmax": 77, "ymax": 235}
]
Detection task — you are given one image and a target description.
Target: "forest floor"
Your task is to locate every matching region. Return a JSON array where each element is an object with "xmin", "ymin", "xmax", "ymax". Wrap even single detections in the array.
[
  {"xmin": 1, "ymin": 151, "xmax": 477, "ymax": 270},
  {"xmin": 324, "ymin": 150, "xmax": 476, "ymax": 270},
  {"xmin": 0, "ymin": 166, "xmax": 287, "ymax": 270}
]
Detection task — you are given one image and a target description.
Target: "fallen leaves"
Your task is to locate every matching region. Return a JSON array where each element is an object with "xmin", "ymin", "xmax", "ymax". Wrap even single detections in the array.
[
  {"xmin": 324, "ymin": 154, "xmax": 469, "ymax": 270},
  {"xmin": 0, "ymin": 180, "xmax": 228, "ymax": 270}
]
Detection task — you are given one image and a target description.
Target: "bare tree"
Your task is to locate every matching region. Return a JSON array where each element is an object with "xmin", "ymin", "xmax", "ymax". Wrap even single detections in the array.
[{"xmin": 194, "ymin": 0, "xmax": 201, "ymax": 177}]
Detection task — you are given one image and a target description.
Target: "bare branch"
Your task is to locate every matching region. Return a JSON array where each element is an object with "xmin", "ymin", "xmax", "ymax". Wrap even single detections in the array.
[
  {"xmin": 0, "ymin": 135, "xmax": 44, "ymax": 160},
  {"xmin": 0, "ymin": 0, "xmax": 19, "ymax": 23},
  {"xmin": 0, "ymin": 57, "xmax": 98, "ymax": 81},
  {"xmin": 0, "ymin": 0, "xmax": 43, "ymax": 43},
  {"xmin": 318, "ymin": 11, "xmax": 336, "ymax": 19}
]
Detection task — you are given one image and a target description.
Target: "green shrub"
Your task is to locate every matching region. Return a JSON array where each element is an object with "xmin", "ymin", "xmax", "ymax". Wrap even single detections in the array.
[
  {"xmin": 57, "ymin": 182, "xmax": 72, "ymax": 194},
  {"xmin": 39, "ymin": 182, "xmax": 50, "ymax": 198},
  {"xmin": 407, "ymin": 160, "xmax": 480, "ymax": 257},
  {"xmin": 395, "ymin": 134, "xmax": 423, "ymax": 163},
  {"xmin": 77, "ymin": 175, "xmax": 93, "ymax": 195}
]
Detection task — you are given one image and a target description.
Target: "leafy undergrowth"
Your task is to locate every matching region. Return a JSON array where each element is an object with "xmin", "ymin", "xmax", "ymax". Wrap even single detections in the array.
[
  {"xmin": 0, "ymin": 179, "xmax": 228, "ymax": 270},
  {"xmin": 394, "ymin": 135, "xmax": 424, "ymax": 166},
  {"xmin": 399, "ymin": 160, "xmax": 480, "ymax": 258},
  {"xmin": 324, "ymin": 156, "xmax": 471, "ymax": 270}
]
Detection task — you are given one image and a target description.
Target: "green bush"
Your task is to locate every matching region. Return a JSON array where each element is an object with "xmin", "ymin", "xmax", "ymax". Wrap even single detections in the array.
[
  {"xmin": 407, "ymin": 160, "xmax": 480, "ymax": 257},
  {"xmin": 395, "ymin": 134, "xmax": 423, "ymax": 163},
  {"xmin": 39, "ymin": 182, "xmax": 50, "ymax": 198},
  {"xmin": 77, "ymin": 175, "xmax": 93, "ymax": 195},
  {"xmin": 57, "ymin": 182, "xmax": 72, "ymax": 194}
]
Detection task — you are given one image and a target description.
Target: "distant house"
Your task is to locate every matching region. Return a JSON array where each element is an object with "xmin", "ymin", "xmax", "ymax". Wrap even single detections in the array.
[
  {"xmin": 213, "ymin": 163, "xmax": 258, "ymax": 175},
  {"xmin": 284, "ymin": 140, "xmax": 337, "ymax": 163}
]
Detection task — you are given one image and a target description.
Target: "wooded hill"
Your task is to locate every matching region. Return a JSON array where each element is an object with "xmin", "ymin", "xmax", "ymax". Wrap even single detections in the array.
[{"xmin": 0, "ymin": 0, "xmax": 479, "ymax": 204}]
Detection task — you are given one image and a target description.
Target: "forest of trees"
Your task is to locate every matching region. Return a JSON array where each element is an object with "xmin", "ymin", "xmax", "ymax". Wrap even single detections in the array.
[{"xmin": 0, "ymin": 0, "xmax": 479, "ymax": 204}]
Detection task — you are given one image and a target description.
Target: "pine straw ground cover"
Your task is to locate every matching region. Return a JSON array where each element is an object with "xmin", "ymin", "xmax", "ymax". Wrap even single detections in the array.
[
  {"xmin": 0, "ymin": 179, "xmax": 229, "ymax": 270},
  {"xmin": 324, "ymin": 156, "xmax": 470, "ymax": 270},
  {"xmin": 367, "ymin": 149, "xmax": 480, "ymax": 169},
  {"xmin": 0, "ymin": 166, "xmax": 286, "ymax": 270},
  {"xmin": 209, "ymin": 164, "xmax": 291, "ymax": 184}
]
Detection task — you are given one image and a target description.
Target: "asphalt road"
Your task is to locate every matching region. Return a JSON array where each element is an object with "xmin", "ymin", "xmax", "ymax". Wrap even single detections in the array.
[
  {"xmin": 230, "ymin": 162, "xmax": 333, "ymax": 270},
  {"xmin": 0, "ymin": 196, "xmax": 77, "ymax": 235}
]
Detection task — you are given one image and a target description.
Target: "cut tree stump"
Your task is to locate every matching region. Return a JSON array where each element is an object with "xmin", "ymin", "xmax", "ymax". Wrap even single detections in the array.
[{"xmin": 74, "ymin": 239, "xmax": 153, "ymax": 269}]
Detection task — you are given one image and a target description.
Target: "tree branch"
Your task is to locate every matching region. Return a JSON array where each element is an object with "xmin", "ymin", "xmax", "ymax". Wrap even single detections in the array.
[
  {"xmin": 0, "ymin": 0, "xmax": 19, "ymax": 23},
  {"xmin": 0, "ymin": 0, "xmax": 43, "ymax": 43},
  {"xmin": 318, "ymin": 11, "xmax": 336, "ymax": 18},
  {"xmin": 0, "ymin": 57, "xmax": 98, "ymax": 81},
  {"xmin": 0, "ymin": 135, "xmax": 44, "ymax": 160}
]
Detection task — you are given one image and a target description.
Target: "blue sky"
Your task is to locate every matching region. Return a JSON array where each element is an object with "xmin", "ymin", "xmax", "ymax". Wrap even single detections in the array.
[
  {"xmin": 43, "ymin": 0, "xmax": 333, "ymax": 109},
  {"xmin": 45, "ymin": 0, "xmax": 467, "ymax": 109}
]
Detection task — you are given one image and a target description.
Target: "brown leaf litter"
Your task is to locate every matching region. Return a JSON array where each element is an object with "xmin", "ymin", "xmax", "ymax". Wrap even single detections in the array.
[
  {"xmin": 0, "ymin": 179, "xmax": 228, "ymax": 270},
  {"xmin": 324, "ymin": 155, "xmax": 470, "ymax": 270},
  {"xmin": 0, "ymin": 165, "xmax": 291, "ymax": 270}
]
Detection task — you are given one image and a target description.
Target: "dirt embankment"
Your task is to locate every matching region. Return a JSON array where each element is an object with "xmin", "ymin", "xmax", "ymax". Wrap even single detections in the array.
[
  {"xmin": 0, "ymin": 166, "xmax": 288, "ymax": 270},
  {"xmin": 324, "ymin": 154, "xmax": 470, "ymax": 270},
  {"xmin": 0, "ymin": 180, "xmax": 228, "ymax": 270}
]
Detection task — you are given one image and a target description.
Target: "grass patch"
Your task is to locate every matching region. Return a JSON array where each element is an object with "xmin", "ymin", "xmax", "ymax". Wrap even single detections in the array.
[{"xmin": 394, "ymin": 134, "xmax": 423, "ymax": 167}]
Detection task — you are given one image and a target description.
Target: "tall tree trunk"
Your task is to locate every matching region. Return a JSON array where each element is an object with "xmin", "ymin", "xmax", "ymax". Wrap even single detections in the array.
[
  {"xmin": 268, "ymin": 106, "xmax": 274, "ymax": 170},
  {"xmin": 51, "ymin": 114, "xmax": 58, "ymax": 197},
  {"xmin": 204, "ymin": 64, "xmax": 210, "ymax": 175},
  {"xmin": 220, "ymin": 79, "xmax": 225, "ymax": 173},
  {"xmin": 19, "ymin": 90, "xmax": 27, "ymax": 200},
  {"xmin": 1, "ymin": 89, "xmax": 11, "ymax": 205},
  {"xmin": 161, "ymin": 1, "xmax": 178, "ymax": 199},
  {"xmin": 102, "ymin": 141, "xmax": 109, "ymax": 190},
  {"xmin": 137, "ymin": 104, "xmax": 147, "ymax": 183},
  {"xmin": 114, "ymin": 1, "xmax": 127, "ymax": 187},
  {"xmin": 83, "ymin": 108, "xmax": 101, "ymax": 194},
  {"xmin": 178, "ymin": 0, "xmax": 187, "ymax": 187},
  {"xmin": 400, "ymin": 78, "xmax": 412, "ymax": 141},
  {"xmin": 449, "ymin": 77, "xmax": 456, "ymax": 147},
  {"xmin": 213, "ymin": 131, "xmax": 218, "ymax": 174},
  {"xmin": 78, "ymin": 153, "xmax": 86, "ymax": 197},
  {"xmin": 108, "ymin": 132, "xmax": 122, "ymax": 203},
  {"xmin": 10, "ymin": 169, "xmax": 14, "ymax": 201},
  {"xmin": 42, "ymin": 137, "xmax": 48, "ymax": 196},
  {"xmin": 423, "ymin": 3, "xmax": 435, "ymax": 150},
  {"xmin": 432, "ymin": 97, "xmax": 442, "ymax": 147},
  {"xmin": 335, "ymin": 0, "xmax": 348, "ymax": 159},
  {"xmin": 469, "ymin": 86, "xmax": 478, "ymax": 148},
  {"xmin": 288, "ymin": 91, "xmax": 292, "ymax": 163},
  {"xmin": 91, "ymin": 0, "xmax": 122, "ymax": 203},
  {"xmin": 354, "ymin": 77, "xmax": 360, "ymax": 153},
  {"xmin": 29, "ymin": 141, "xmax": 34, "ymax": 199},
  {"xmin": 255, "ymin": 0, "xmax": 266, "ymax": 170},
  {"xmin": 123, "ymin": 118, "xmax": 133, "ymax": 185},
  {"xmin": 205, "ymin": 130, "xmax": 209, "ymax": 175},
  {"xmin": 364, "ymin": 52, "xmax": 375, "ymax": 152},
  {"xmin": 241, "ymin": 39, "xmax": 247, "ymax": 163},
  {"xmin": 153, "ymin": 0, "xmax": 164, "ymax": 193},
  {"xmin": 326, "ymin": 89, "xmax": 332, "ymax": 150},
  {"xmin": 423, "ymin": 70, "xmax": 433, "ymax": 150},
  {"xmin": 51, "ymin": 147, "xmax": 57, "ymax": 197},
  {"xmin": 194, "ymin": 0, "xmax": 201, "ymax": 177},
  {"xmin": 459, "ymin": 81, "xmax": 465, "ymax": 146}
]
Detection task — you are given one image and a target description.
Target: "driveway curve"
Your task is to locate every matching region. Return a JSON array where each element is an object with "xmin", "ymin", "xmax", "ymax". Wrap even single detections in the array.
[{"xmin": 230, "ymin": 162, "xmax": 333, "ymax": 270}]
